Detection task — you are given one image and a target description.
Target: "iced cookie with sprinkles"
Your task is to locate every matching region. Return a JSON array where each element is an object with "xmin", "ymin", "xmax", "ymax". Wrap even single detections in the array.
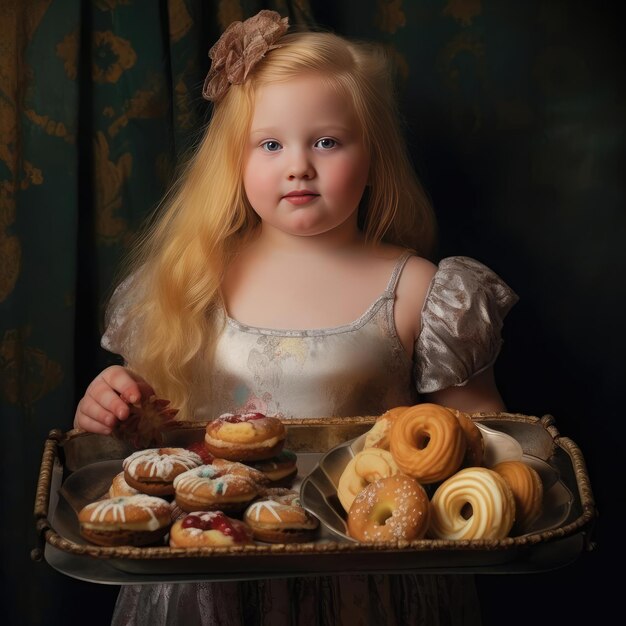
[
  {"xmin": 173, "ymin": 464, "xmax": 259, "ymax": 513},
  {"xmin": 78, "ymin": 494, "xmax": 172, "ymax": 547},
  {"xmin": 243, "ymin": 488, "xmax": 319, "ymax": 543},
  {"xmin": 122, "ymin": 447, "xmax": 204, "ymax": 496}
]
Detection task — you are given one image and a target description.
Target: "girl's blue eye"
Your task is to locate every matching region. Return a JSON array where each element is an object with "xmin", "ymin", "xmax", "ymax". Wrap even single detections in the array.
[
  {"xmin": 261, "ymin": 140, "xmax": 282, "ymax": 152},
  {"xmin": 315, "ymin": 138, "xmax": 337, "ymax": 149}
]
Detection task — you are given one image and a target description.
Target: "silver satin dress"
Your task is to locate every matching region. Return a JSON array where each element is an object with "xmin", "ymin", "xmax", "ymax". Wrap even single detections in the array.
[{"xmin": 102, "ymin": 252, "xmax": 518, "ymax": 626}]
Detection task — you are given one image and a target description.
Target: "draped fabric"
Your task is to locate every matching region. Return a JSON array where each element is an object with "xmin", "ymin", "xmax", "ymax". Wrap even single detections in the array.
[{"xmin": 1, "ymin": 2, "xmax": 622, "ymax": 626}]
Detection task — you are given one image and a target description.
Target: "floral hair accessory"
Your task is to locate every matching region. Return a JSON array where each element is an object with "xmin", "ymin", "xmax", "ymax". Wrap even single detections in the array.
[{"xmin": 202, "ymin": 10, "xmax": 289, "ymax": 102}]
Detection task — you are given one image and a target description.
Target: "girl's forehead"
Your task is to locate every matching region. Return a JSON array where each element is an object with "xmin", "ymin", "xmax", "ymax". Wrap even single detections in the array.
[{"xmin": 250, "ymin": 76, "xmax": 358, "ymax": 130}]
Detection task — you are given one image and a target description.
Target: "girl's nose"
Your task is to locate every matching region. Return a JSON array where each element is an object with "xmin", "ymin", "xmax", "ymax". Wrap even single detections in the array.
[{"xmin": 287, "ymin": 151, "xmax": 315, "ymax": 180}]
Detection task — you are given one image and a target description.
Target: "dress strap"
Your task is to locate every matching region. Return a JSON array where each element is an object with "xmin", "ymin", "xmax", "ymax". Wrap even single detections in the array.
[{"xmin": 384, "ymin": 250, "xmax": 414, "ymax": 296}]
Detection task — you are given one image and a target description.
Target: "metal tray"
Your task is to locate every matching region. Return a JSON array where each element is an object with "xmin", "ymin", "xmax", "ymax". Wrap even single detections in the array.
[{"xmin": 32, "ymin": 413, "xmax": 597, "ymax": 583}]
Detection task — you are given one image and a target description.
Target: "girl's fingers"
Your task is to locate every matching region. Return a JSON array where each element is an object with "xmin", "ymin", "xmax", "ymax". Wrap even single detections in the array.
[
  {"xmin": 99, "ymin": 366, "xmax": 155, "ymax": 405},
  {"xmin": 74, "ymin": 412, "xmax": 114, "ymax": 435},
  {"xmin": 74, "ymin": 396, "xmax": 117, "ymax": 433}
]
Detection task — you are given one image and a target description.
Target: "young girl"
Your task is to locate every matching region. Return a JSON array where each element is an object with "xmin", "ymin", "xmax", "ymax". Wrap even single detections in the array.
[{"xmin": 75, "ymin": 11, "xmax": 517, "ymax": 625}]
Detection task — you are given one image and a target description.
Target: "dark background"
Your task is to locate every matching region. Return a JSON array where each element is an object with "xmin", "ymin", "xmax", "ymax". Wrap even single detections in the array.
[{"xmin": 1, "ymin": 1, "xmax": 622, "ymax": 624}]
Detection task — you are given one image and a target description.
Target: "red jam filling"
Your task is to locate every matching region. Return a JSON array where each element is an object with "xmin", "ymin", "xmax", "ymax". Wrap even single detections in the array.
[
  {"xmin": 219, "ymin": 412, "xmax": 266, "ymax": 424},
  {"xmin": 181, "ymin": 512, "xmax": 249, "ymax": 542}
]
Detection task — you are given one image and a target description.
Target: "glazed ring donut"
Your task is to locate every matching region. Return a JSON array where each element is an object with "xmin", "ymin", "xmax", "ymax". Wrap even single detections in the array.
[
  {"xmin": 389, "ymin": 403, "xmax": 466, "ymax": 484},
  {"xmin": 173, "ymin": 464, "xmax": 259, "ymax": 514},
  {"xmin": 78, "ymin": 494, "xmax": 172, "ymax": 547},
  {"xmin": 108, "ymin": 471, "xmax": 140, "ymax": 498},
  {"xmin": 244, "ymin": 449, "xmax": 298, "ymax": 488},
  {"xmin": 428, "ymin": 467, "xmax": 516, "ymax": 540},
  {"xmin": 362, "ymin": 406, "xmax": 409, "ymax": 450},
  {"xmin": 243, "ymin": 488, "xmax": 319, "ymax": 543},
  {"xmin": 347, "ymin": 474, "xmax": 430, "ymax": 542},
  {"xmin": 446, "ymin": 407, "xmax": 485, "ymax": 467},
  {"xmin": 169, "ymin": 510, "xmax": 254, "ymax": 547},
  {"xmin": 205, "ymin": 412, "xmax": 286, "ymax": 461},
  {"xmin": 122, "ymin": 447, "xmax": 203, "ymax": 496},
  {"xmin": 337, "ymin": 448, "xmax": 399, "ymax": 513},
  {"xmin": 492, "ymin": 460, "xmax": 543, "ymax": 533}
]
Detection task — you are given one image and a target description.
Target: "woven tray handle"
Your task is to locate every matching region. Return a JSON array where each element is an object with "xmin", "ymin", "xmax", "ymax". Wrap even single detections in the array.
[{"xmin": 32, "ymin": 429, "xmax": 65, "ymax": 561}]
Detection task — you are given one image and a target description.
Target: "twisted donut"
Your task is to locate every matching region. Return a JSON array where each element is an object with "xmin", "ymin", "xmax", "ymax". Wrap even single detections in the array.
[
  {"xmin": 362, "ymin": 406, "xmax": 409, "ymax": 450},
  {"xmin": 447, "ymin": 407, "xmax": 485, "ymax": 467},
  {"xmin": 428, "ymin": 467, "xmax": 516, "ymax": 540},
  {"xmin": 389, "ymin": 403, "xmax": 466, "ymax": 484},
  {"xmin": 493, "ymin": 460, "xmax": 543, "ymax": 534},
  {"xmin": 337, "ymin": 448, "xmax": 399, "ymax": 513}
]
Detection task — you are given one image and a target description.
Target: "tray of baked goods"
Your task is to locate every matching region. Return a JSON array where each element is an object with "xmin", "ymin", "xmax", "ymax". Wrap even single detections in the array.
[{"xmin": 33, "ymin": 404, "xmax": 598, "ymax": 583}]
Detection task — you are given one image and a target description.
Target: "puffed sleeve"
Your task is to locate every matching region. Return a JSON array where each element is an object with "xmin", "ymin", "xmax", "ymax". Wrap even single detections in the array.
[
  {"xmin": 100, "ymin": 271, "xmax": 143, "ymax": 361},
  {"xmin": 414, "ymin": 256, "xmax": 519, "ymax": 394}
]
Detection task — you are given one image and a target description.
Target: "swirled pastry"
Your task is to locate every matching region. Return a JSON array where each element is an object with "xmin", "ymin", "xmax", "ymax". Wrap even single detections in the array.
[
  {"xmin": 389, "ymin": 403, "xmax": 466, "ymax": 484},
  {"xmin": 428, "ymin": 467, "xmax": 515, "ymax": 540},
  {"xmin": 493, "ymin": 460, "xmax": 543, "ymax": 533},
  {"xmin": 337, "ymin": 448, "xmax": 399, "ymax": 513}
]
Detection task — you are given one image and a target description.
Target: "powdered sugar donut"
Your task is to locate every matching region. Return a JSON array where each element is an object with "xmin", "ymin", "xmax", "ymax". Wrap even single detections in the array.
[
  {"xmin": 204, "ymin": 412, "xmax": 286, "ymax": 461},
  {"xmin": 347, "ymin": 474, "xmax": 430, "ymax": 542},
  {"xmin": 123, "ymin": 447, "xmax": 203, "ymax": 496}
]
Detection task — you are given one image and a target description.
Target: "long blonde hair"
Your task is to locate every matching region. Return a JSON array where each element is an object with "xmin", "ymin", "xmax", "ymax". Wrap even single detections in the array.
[{"xmin": 117, "ymin": 30, "xmax": 436, "ymax": 418}]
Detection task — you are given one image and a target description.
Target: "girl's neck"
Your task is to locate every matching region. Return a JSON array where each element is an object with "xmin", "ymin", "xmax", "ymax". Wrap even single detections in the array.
[{"xmin": 252, "ymin": 220, "xmax": 365, "ymax": 259}]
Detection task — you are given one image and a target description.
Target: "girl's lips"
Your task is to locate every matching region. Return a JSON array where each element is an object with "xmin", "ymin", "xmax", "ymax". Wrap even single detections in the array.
[{"xmin": 282, "ymin": 191, "xmax": 319, "ymax": 206}]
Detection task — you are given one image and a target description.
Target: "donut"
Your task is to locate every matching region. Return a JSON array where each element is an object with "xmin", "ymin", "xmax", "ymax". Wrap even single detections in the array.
[
  {"xmin": 362, "ymin": 406, "xmax": 409, "ymax": 450},
  {"xmin": 244, "ymin": 449, "xmax": 298, "ymax": 488},
  {"xmin": 446, "ymin": 407, "xmax": 485, "ymax": 467},
  {"xmin": 389, "ymin": 403, "xmax": 466, "ymax": 484},
  {"xmin": 78, "ymin": 494, "xmax": 172, "ymax": 547},
  {"xmin": 243, "ymin": 489, "xmax": 319, "ymax": 543},
  {"xmin": 204, "ymin": 412, "xmax": 286, "ymax": 461},
  {"xmin": 492, "ymin": 460, "xmax": 543, "ymax": 534},
  {"xmin": 347, "ymin": 474, "xmax": 430, "ymax": 542},
  {"xmin": 169, "ymin": 511, "xmax": 254, "ymax": 547},
  {"xmin": 210, "ymin": 458, "xmax": 271, "ymax": 486},
  {"xmin": 173, "ymin": 464, "xmax": 259, "ymax": 514},
  {"xmin": 337, "ymin": 448, "xmax": 399, "ymax": 513},
  {"xmin": 428, "ymin": 467, "xmax": 516, "ymax": 540},
  {"xmin": 122, "ymin": 447, "xmax": 203, "ymax": 496},
  {"xmin": 107, "ymin": 471, "xmax": 140, "ymax": 498}
]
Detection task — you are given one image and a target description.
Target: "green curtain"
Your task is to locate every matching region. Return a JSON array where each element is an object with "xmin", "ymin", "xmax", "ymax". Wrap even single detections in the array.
[{"xmin": 1, "ymin": 2, "xmax": 622, "ymax": 625}]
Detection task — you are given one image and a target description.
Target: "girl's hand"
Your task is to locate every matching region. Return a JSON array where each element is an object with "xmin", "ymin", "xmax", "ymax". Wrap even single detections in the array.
[{"xmin": 73, "ymin": 365, "xmax": 155, "ymax": 434}]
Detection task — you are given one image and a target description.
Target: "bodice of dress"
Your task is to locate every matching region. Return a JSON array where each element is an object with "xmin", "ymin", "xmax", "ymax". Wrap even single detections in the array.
[
  {"xmin": 102, "ymin": 252, "xmax": 518, "ymax": 420},
  {"xmin": 196, "ymin": 252, "xmax": 416, "ymax": 420}
]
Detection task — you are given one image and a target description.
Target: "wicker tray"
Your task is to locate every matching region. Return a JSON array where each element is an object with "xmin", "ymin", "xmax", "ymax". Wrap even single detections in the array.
[{"xmin": 33, "ymin": 413, "xmax": 597, "ymax": 583}]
